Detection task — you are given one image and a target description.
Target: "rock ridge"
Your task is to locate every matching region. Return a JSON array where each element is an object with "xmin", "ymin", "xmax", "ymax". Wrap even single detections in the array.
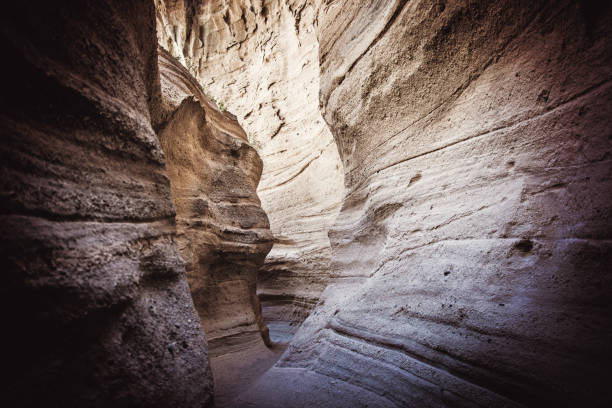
[{"xmin": 157, "ymin": 47, "xmax": 274, "ymax": 352}]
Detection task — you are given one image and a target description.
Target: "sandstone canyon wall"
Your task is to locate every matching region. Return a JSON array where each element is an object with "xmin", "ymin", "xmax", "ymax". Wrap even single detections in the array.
[
  {"xmin": 0, "ymin": 1, "xmax": 213, "ymax": 406},
  {"xmin": 157, "ymin": 47, "xmax": 273, "ymax": 353},
  {"xmin": 155, "ymin": 0, "xmax": 344, "ymax": 343},
  {"xmin": 239, "ymin": 0, "xmax": 612, "ymax": 407},
  {"xmin": 2, "ymin": 0, "xmax": 612, "ymax": 407},
  {"xmin": 0, "ymin": 1, "xmax": 273, "ymax": 406}
]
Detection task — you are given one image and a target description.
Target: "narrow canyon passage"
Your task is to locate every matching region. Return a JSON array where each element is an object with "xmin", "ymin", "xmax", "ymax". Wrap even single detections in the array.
[
  {"xmin": 156, "ymin": 0, "xmax": 345, "ymax": 345},
  {"xmin": 1, "ymin": 1, "xmax": 611, "ymax": 408}
]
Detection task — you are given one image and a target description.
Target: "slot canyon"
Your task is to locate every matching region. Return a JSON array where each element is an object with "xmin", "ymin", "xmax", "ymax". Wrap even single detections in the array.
[{"xmin": 1, "ymin": 0, "xmax": 611, "ymax": 407}]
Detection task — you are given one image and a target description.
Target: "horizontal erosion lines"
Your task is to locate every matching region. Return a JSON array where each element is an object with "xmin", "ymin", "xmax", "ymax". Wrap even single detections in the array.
[
  {"xmin": 324, "ymin": 0, "xmax": 409, "ymax": 107},
  {"xmin": 324, "ymin": 319, "xmax": 524, "ymax": 408},
  {"xmin": 258, "ymin": 293, "xmax": 318, "ymax": 302},
  {"xmin": 177, "ymin": 216, "xmax": 271, "ymax": 238},
  {"xmin": 261, "ymin": 140, "xmax": 335, "ymax": 174},
  {"xmin": 289, "ymin": 209, "xmax": 339, "ymax": 220},
  {"xmin": 358, "ymin": 1, "xmax": 552, "ymax": 167},
  {"xmin": 350, "ymin": 76, "xmax": 612, "ymax": 194},
  {"xmin": 1, "ymin": 210, "xmax": 176, "ymax": 226},
  {"xmin": 393, "ymin": 236, "xmax": 612, "ymax": 260},
  {"xmin": 207, "ymin": 329, "xmax": 263, "ymax": 356},
  {"xmin": 7, "ymin": 124, "xmax": 165, "ymax": 173},
  {"xmin": 259, "ymin": 151, "xmax": 324, "ymax": 191},
  {"xmin": 175, "ymin": 194, "xmax": 264, "ymax": 209}
]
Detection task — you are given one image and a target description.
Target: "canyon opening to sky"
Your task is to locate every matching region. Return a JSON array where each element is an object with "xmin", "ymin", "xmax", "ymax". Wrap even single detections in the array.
[{"xmin": 1, "ymin": 1, "xmax": 611, "ymax": 407}]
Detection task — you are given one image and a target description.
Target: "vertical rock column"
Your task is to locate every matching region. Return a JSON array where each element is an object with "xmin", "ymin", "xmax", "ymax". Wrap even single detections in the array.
[
  {"xmin": 157, "ymin": 48, "xmax": 274, "ymax": 354},
  {"xmin": 0, "ymin": 1, "xmax": 213, "ymax": 407}
]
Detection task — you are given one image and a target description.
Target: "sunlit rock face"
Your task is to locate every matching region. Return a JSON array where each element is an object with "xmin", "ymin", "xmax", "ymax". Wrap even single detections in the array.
[
  {"xmin": 239, "ymin": 0, "xmax": 612, "ymax": 407},
  {"xmin": 157, "ymin": 48, "xmax": 274, "ymax": 353},
  {"xmin": 0, "ymin": 1, "xmax": 213, "ymax": 407},
  {"xmin": 155, "ymin": 0, "xmax": 344, "ymax": 343}
]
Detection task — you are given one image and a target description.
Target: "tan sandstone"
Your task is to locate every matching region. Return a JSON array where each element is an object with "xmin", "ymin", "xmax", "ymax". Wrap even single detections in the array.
[
  {"xmin": 155, "ymin": 0, "xmax": 344, "ymax": 342},
  {"xmin": 157, "ymin": 47, "xmax": 274, "ymax": 353}
]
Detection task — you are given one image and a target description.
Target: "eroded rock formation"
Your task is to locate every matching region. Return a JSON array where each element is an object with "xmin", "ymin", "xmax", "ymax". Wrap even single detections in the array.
[
  {"xmin": 157, "ymin": 47, "xmax": 273, "ymax": 353},
  {"xmin": 237, "ymin": 0, "xmax": 612, "ymax": 407},
  {"xmin": 2, "ymin": 0, "xmax": 611, "ymax": 407},
  {"xmin": 0, "ymin": 1, "xmax": 214, "ymax": 406},
  {"xmin": 0, "ymin": 1, "xmax": 273, "ymax": 406},
  {"xmin": 155, "ymin": 0, "xmax": 344, "ymax": 342}
]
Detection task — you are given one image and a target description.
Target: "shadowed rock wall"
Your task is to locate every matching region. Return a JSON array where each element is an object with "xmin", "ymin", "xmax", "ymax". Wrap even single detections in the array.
[
  {"xmin": 157, "ymin": 48, "xmax": 274, "ymax": 353},
  {"xmin": 155, "ymin": 0, "xmax": 344, "ymax": 343},
  {"xmin": 0, "ymin": 0, "xmax": 275, "ymax": 406}
]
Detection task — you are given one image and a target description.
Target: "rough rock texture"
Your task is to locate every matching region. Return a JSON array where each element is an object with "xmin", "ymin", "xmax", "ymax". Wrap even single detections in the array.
[
  {"xmin": 0, "ymin": 1, "xmax": 215, "ymax": 406},
  {"xmin": 157, "ymin": 47, "xmax": 274, "ymax": 353},
  {"xmin": 155, "ymin": 0, "xmax": 344, "ymax": 343},
  {"xmin": 242, "ymin": 0, "xmax": 612, "ymax": 407},
  {"xmin": 20, "ymin": 1, "xmax": 607, "ymax": 407}
]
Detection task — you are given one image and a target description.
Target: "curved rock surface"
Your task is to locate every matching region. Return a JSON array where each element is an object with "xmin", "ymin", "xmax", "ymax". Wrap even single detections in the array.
[
  {"xmin": 157, "ymin": 47, "xmax": 273, "ymax": 353},
  {"xmin": 0, "ymin": 1, "xmax": 214, "ymax": 407},
  {"xmin": 239, "ymin": 0, "xmax": 612, "ymax": 407},
  {"xmin": 7, "ymin": 0, "xmax": 610, "ymax": 407},
  {"xmin": 155, "ymin": 0, "xmax": 344, "ymax": 343},
  {"xmin": 0, "ymin": 1, "xmax": 271, "ymax": 406}
]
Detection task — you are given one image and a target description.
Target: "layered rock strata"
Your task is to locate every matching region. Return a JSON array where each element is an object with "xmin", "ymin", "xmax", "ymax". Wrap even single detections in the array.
[
  {"xmin": 0, "ymin": 0, "xmax": 269, "ymax": 406},
  {"xmin": 157, "ymin": 47, "xmax": 274, "ymax": 353},
  {"xmin": 0, "ymin": 1, "xmax": 214, "ymax": 406},
  {"xmin": 241, "ymin": 0, "xmax": 612, "ymax": 407},
  {"xmin": 155, "ymin": 0, "xmax": 344, "ymax": 343}
]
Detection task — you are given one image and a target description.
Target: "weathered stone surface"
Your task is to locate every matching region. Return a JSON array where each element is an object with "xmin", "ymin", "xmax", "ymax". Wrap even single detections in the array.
[
  {"xmin": 0, "ymin": 1, "xmax": 213, "ymax": 406},
  {"xmin": 262, "ymin": 1, "xmax": 612, "ymax": 407},
  {"xmin": 21, "ymin": 0, "xmax": 608, "ymax": 406},
  {"xmin": 155, "ymin": 0, "xmax": 344, "ymax": 343},
  {"xmin": 157, "ymin": 47, "xmax": 274, "ymax": 353}
]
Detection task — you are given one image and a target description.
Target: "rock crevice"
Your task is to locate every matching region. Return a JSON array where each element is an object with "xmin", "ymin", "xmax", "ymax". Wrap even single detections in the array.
[{"xmin": 155, "ymin": 0, "xmax": 344, "ymax": 344}]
